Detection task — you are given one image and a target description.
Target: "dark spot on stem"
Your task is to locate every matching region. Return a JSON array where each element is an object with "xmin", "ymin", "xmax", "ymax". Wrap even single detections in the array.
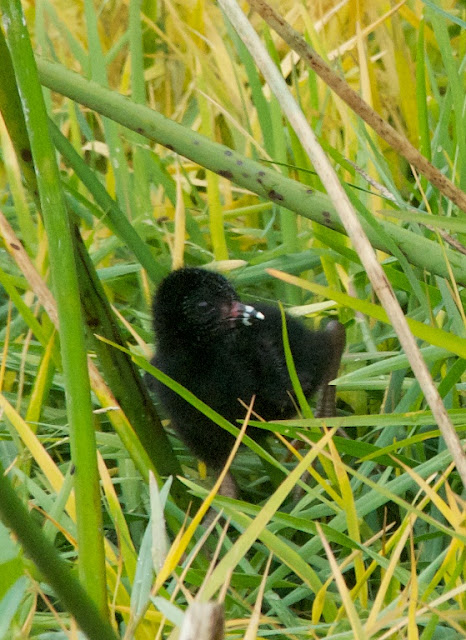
[
  {"xmin": 165, "ymin": 144, "xmax": 175, "ymax": 151},
  {"xmin": 10, "ymin": 243, "xmax": 20, "ymax": 250},
  {"xmin": 20, "ymin": 148, "xmax": 32, "ymax": 162},
  {"xmin": 242, "ymin": 172, "xmax": 250, "ymax": 178},
  {"xmin": 87, "ymin": 317, "xmax": 99, "ymax": 329},
  {"xmin": 258, "ymin": 170, "xmax": 266, "ymax": 176},
  {"xmin": 322, "ymin": 210, "xmax": 332, "ymax": 226},
  {"xmin": 306, "ymin": 189, "xmax": 313, "ymax": 195},
  {"xmin": 268, "ymin": 189, "xmax": 284, "ymax": 202},
  {"xmin": 218, "ymin": 169, "xmax": 234, "ymax": 179},
  {"xmin": 224, "ymin": 149, "xmax": 233, "ymax": 156},
  {"xmin": 136, "ymin": 127, "xmax": 144, "ymax": 134},
  {"xmin": 236, "ymin": 160, "xmax": 243, "ymax": 166}
]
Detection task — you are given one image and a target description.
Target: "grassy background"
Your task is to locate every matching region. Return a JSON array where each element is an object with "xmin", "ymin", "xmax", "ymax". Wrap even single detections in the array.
[{"xmin": 0, "ymin": 0, "xmax": 465, "ymax": 637}]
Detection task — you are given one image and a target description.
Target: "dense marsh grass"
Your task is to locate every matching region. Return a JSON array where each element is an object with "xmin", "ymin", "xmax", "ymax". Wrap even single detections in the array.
[{"xmin": 0, "ymin": 0, "xmax": 465, "ymax": 637}]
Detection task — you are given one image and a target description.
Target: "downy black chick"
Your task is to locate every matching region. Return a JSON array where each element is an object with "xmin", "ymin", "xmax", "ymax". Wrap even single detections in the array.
[{"xmin": 147, "ymin": 268, "xmax": 345, "ymax": 479}]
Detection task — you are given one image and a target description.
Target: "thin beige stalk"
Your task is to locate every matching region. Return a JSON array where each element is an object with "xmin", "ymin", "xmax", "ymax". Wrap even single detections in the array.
[
  {"xmin": 0, "ymin": 210, "xmax": 154, "ymax": 476},
  {"xmin": 246, "ymin": 0, "xmax": 466, "ymax": 213},
  {"xmin": 218, "ymin": 0, "xmax": 466, "ymax": 486}
]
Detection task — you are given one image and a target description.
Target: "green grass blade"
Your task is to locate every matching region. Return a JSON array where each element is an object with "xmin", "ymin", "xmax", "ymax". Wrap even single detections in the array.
[
  {"xmin": 0, "ymin": 4, "xmax": 108, "ymax": 616},
  {"xmin": 0, "ymin": 460, "xmax": 118, "ymax": 640},
  {"xmin": 35, "ymin": 57, "xmax": 466, "ymax": 285}
]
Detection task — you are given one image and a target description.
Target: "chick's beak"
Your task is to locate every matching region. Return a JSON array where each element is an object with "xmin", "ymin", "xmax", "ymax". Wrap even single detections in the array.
[{"xmin": 228, "ymin": 301, "xmax": 265, "ymax": 326}]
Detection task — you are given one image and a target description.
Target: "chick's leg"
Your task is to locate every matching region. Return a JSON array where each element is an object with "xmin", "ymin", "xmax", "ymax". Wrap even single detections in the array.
[{"xmin": 315, "ymin": 321, "xmax": 346, "ymax": 418}]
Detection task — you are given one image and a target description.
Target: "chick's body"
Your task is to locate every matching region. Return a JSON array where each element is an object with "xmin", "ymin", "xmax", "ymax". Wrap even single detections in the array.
[{"xmin": 149, "ymin": 268, "xmax": 342, "ymax": 470}]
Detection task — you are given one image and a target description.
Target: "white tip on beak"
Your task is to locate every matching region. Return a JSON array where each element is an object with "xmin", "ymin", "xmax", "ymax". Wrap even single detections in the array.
[{"xmin": 230, "ymin": 302, "xmax": 265, "ymax": 326}]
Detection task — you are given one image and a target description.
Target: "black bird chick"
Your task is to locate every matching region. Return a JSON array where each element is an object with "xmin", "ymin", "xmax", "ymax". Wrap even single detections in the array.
[{"xmin": 148, "ymin": 267, "xmax": 345, "ymax": 480}]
